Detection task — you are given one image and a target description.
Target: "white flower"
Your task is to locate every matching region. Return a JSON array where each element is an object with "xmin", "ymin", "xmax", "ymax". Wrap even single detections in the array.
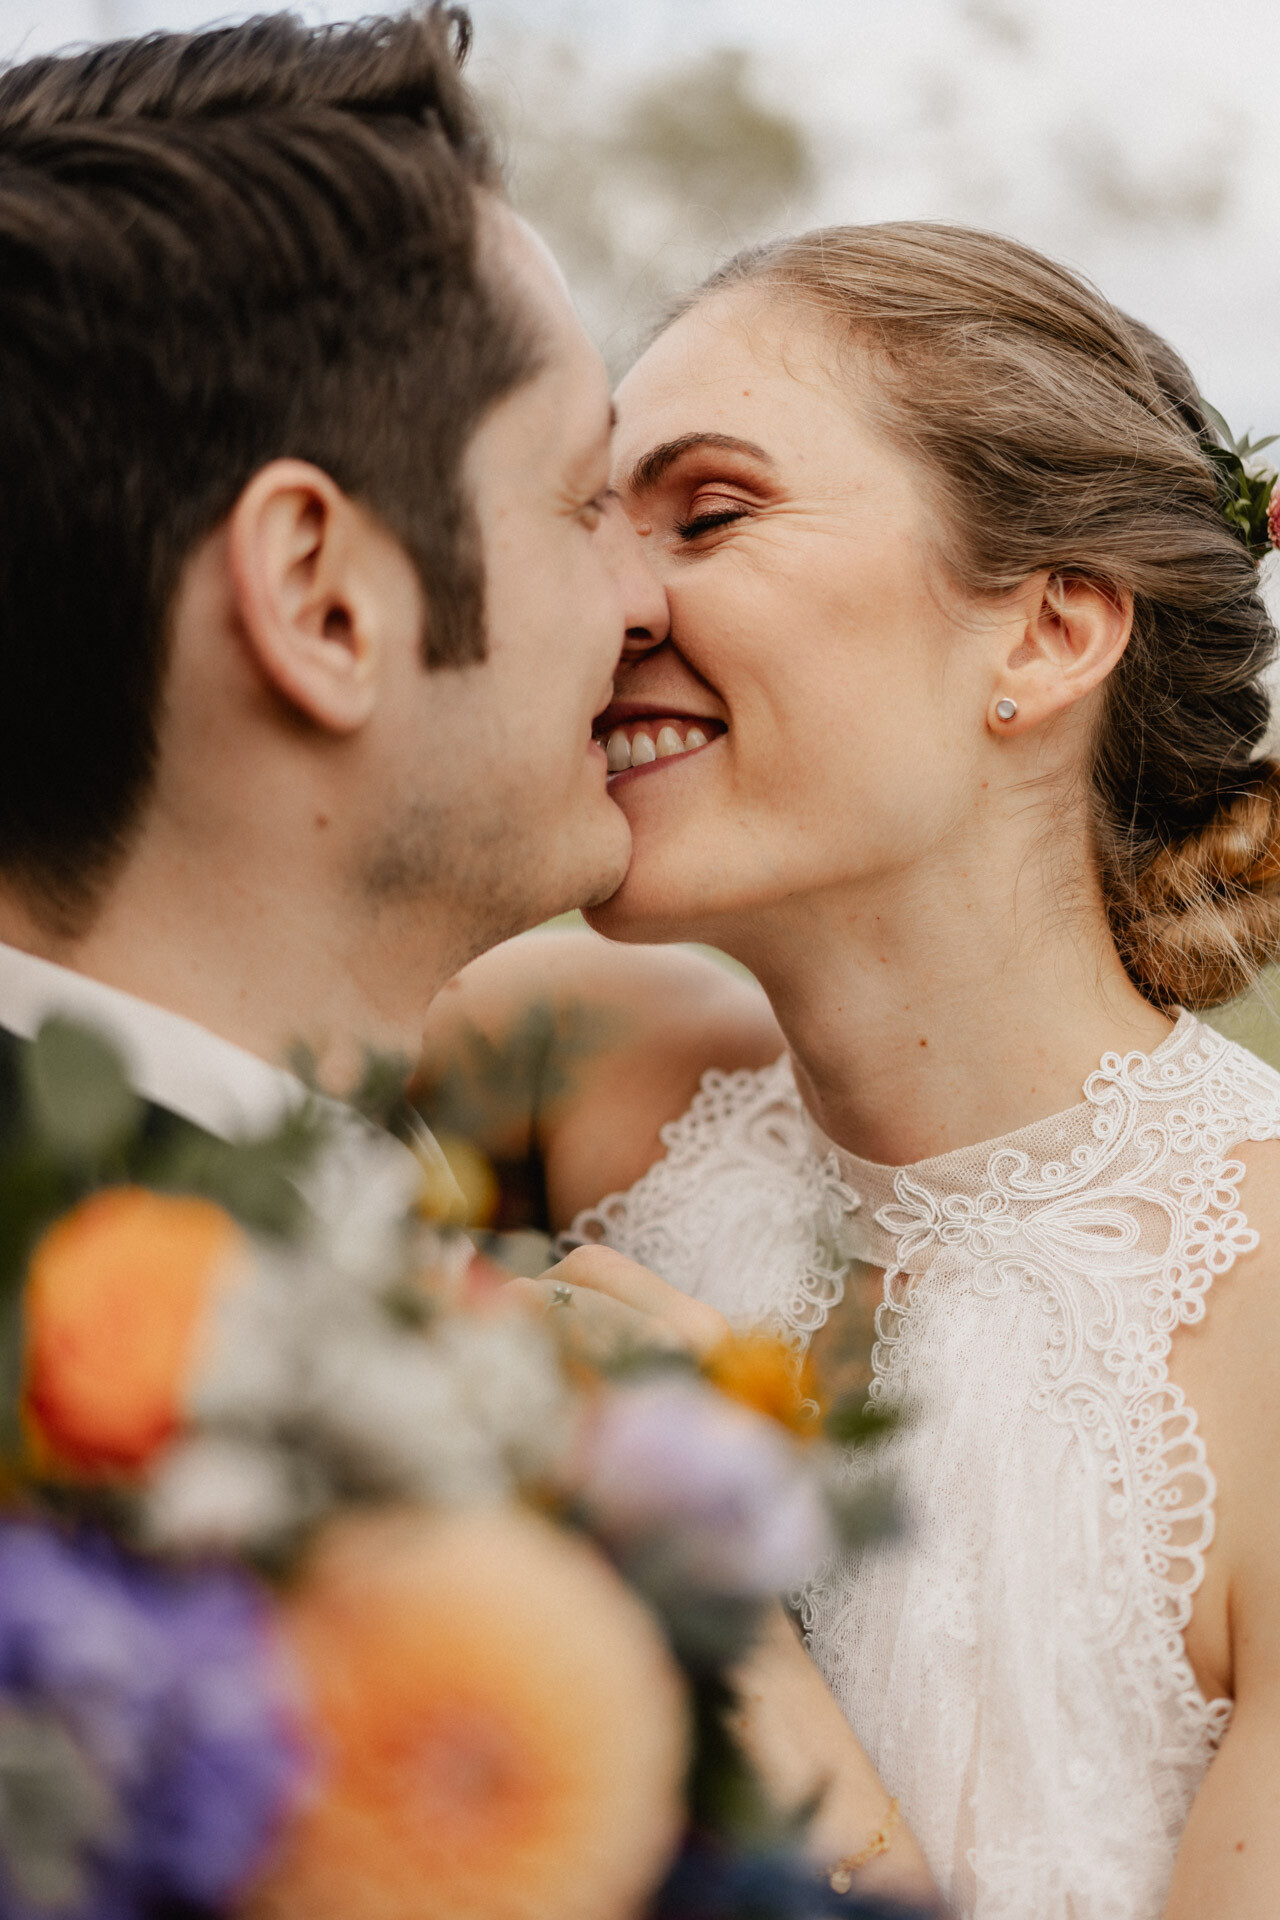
[
  {"xmin": 143, "ymin": 1434, "xmax": 321, "ymax": 1553},
  {"xmin": 432, "ymin": 1315, "xmax": 573, "ymax": 1482},
  {"xmin": 188, "ymin": 1246, "xmax": 306, "ymax": 1430},
  {"xmin": 305, "ymin": 1329, "xmax": 511, "ymax": 1503},
  {"xmin": 299, "ymin": 1113, "xmax": 425, "ymax": 1290},
  {"xmin": 298, "ymin": 1310, "xmax": 572, "ymax": 1506}
]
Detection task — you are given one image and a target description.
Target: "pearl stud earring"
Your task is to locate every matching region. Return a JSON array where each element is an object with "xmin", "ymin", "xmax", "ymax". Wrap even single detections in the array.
[{"xmin": 995, "ymin": 698, "xmax": 1018, "ymax": 722}]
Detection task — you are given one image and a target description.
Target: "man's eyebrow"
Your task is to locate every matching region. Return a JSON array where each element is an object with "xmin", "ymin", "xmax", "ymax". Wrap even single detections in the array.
[{"xmin": 626, "ymin": 432, "xmax": 774, "ymax": 495}]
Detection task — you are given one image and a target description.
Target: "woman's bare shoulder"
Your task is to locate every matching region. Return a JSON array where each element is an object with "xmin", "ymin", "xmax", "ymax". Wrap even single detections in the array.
[
  {"xmin": 419, "ymin": 928, "xmax": 785, "ymax": 1226},
  {"xmin": 1175, "ymin": 1135, "xmax": 1280, "ymax": 1695}
]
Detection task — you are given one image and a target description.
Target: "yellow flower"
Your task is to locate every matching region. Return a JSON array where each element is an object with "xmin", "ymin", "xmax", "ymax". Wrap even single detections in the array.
[
  {"xmin": 22, "ymin": 1188, "xmax": 246, "ymax": 1478},
  {"xmin": 703, "ymin": 1331, "xmax": 823, "ymax": 1438},
  {"xmin": 246, "ymin": 1504, "xmax": 689, "ymax": 1920},
  {"xmin": 414, "ymin": 1131, "xmax": 499, "ymax": 1231}
]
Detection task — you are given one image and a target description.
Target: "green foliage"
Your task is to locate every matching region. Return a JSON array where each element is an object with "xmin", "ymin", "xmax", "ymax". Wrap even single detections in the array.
[
  {"xmin": 823, "ymin": 1392, "xmax": 896, "ymax": 1449},
  {"xmin": 417, "ymin": 998, "xmax": 625, "ymax": 1149},
  {"xmin": 684, "ymin": 1668, "xmax": 813, "ymax": 1853},
  {"xmin": 289, "ymin": 1040, "xmax": 415, "ymax": 1134},
  {"xmin": 1201, "ymin": 402, "xmax": 1279, "ymax": 561},
  {"xmin": 21, "ymin": 1019, "xmax": 140, "ymax": 1162},
  {"xmin": 0, "ymin": 1705, "xmax": 118, "ymax": 1912},
  {"xmin": 1202, "ymin": 966, "xmax": 1280, "ymax": 1069}
]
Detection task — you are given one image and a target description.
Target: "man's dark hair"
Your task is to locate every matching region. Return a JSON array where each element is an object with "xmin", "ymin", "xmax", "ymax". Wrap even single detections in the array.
[{"xmin": 0, "ymin": 5, "xmax": 538, "ymax": 926}]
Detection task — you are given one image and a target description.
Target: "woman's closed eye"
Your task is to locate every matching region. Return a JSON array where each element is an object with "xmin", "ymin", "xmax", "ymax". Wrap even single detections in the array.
[{"xmin": 674, "ymin": 494, "xmax": 753, "ymax": 541}]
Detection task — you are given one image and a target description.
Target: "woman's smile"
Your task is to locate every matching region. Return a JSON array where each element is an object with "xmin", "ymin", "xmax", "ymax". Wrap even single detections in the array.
[{"xmin": 594, "ymin": 702, "xmax": 727, "ymax": 785}]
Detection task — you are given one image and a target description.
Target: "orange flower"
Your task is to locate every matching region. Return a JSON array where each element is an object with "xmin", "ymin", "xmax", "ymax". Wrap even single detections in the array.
[
  {"xmin": 703, "ymin": 1331, "xmax": 823, "ymax": 1437},
  {"xmin": 23, "ymin": 1188, "xmax": 247, "ymax": 1478},
  {"xmin": 247, "ymin": 1504, "xmax": 689, "ymax": 1920}
]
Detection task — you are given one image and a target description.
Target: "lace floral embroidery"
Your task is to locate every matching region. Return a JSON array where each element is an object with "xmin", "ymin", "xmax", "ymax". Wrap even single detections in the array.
[
  {"xmin": 864, "ymin": 1020, "xmax": 1280, "ymax": 1798},
  {"xmin": 561, "ymin": 1057, "xmax": 860, "ymax": 1345},
  {"xmin": 566, "ymin": 1018, "xmax": 1280, "ymax": 1916}
]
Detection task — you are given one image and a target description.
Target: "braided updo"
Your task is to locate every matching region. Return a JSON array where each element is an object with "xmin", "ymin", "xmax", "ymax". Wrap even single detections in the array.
[{"xmin": 692, "ymin": 222, "xmax": 1280, "ymax": 1010}]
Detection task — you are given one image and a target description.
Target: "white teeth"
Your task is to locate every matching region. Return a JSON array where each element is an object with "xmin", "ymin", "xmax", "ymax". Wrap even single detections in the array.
[{"xmin": 602, "ymin": 720, "xmax": 719, "ymax": 774}]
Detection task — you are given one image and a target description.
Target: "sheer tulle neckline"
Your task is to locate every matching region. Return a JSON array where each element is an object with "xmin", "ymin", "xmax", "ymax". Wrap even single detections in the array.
[{"xmin": 806, "ymin": 1011, "xmax": 1196, "ymax": 1273}]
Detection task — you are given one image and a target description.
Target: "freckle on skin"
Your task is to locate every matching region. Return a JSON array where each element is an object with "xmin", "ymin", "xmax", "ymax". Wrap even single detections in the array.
[
  {"xmin": 919, "ymin": 1038, "xmax": 928, "ymax": 1048},
  {"xmin": 1235, "ymin": 1840, "xmax": 1246, "ymax": 1852},
  {"xmin": 315, "ymin": 813, "xmax": 330, "ymax": 829}
]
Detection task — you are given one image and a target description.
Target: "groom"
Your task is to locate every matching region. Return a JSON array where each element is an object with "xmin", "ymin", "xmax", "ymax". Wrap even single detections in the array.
[
  {"xmin": 0, "ymin": 9, "xmax": 940, "ymax": 1892},
  {"xmin": 0, "ymin": 5, "xmax": 667, "ymax": 1151}
]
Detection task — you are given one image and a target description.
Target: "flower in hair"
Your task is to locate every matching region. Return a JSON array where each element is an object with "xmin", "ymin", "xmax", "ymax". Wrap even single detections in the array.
[{"xmin": 1201, "ymin": 401, "xmax": 1280, "ymax": 560}]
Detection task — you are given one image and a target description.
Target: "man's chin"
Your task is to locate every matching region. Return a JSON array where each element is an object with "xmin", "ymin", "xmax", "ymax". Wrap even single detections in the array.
[
  {"xmin": 576, "ymin": 853, "xmax": 631, "ymax": 913},
  {"xmin": 520, "ymin": 816, "xmax": 632, "ymax": 930}
]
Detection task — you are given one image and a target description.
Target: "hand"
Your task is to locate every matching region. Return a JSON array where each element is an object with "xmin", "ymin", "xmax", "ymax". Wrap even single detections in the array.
[
  {"xmin": 733, "ymin": 1605, "xmax": 941, "ymax": 1904},
  {"xmin": 507, "ymin": 1243, "xmax": 731, "ymax": 1363}
]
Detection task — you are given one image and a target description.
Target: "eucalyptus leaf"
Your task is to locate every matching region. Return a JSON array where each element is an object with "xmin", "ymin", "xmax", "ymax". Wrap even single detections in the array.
[
  {"xmin": 827, "ymin": 1476, "xmax": 899, "ymax": 1552},
  {"xmin": 0, "ymin": 1704, "xmax": 119, "ymax": 1912},
  {"xmin": 1200, "ymin": 399, "xmax": 1236, "ymax": 448},
  {"xmin": 21, "ymin": 1020, "xmax": 140, "ymax": 1162},
  {"xmin": 824, "ymin": 1393, "xmax": 897, "ymax": 1448}
]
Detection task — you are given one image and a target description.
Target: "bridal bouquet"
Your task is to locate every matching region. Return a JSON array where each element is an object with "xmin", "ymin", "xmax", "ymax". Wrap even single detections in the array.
[{"xmin": 0, "ymin": 1019, "xmax": 899, "ymax": 1920}]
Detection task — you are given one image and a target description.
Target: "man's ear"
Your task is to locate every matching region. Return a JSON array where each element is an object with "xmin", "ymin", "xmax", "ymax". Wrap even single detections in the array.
[
  {"xmin": 988, "ymin": 572, "xmax": 1132, "ymax": 735},
  {"xmin": 226, "ymin": 459, "xmax": 419, "ymax": 734}
]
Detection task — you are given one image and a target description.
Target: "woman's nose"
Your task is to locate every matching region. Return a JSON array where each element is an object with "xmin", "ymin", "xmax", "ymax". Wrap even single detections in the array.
[{"xmin": 601, "ymin": 498, "xmax": 670, "ymax": 656}]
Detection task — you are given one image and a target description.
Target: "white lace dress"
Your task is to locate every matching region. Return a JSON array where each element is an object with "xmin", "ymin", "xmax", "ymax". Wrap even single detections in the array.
[{"xmin": 563, "ymin": 1012, "xmax": 1280, "ymax": 1919}]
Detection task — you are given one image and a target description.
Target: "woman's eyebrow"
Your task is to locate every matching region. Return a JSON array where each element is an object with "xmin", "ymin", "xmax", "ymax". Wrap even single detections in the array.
[{"xmin": 626, "ymin": 431, "xmax": 775, "ymax": 495}]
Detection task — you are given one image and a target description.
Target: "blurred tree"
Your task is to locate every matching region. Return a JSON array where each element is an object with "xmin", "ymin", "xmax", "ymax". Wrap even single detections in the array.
[{"xmin": 477, "ymin": 35, "xmax": 815, "ymax": 370}]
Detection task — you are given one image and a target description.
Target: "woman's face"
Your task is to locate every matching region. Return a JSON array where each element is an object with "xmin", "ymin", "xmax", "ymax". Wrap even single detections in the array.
[{"xmin": 587, "ymin": 285, "xmax": 1018, "ymax": 950}]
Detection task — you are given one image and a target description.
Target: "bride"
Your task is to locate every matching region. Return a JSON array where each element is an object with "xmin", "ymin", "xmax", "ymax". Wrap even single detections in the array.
[{"xmin": 420, "ymin": 221, "xmax": 1280, "ymax": 1918}]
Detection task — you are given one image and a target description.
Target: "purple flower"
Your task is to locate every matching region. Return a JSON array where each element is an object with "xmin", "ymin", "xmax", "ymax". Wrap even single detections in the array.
[
  {"xmin": 578, "ymin": 1374, "xmax": 832, "ymax": 1594},
  {"xmin": 0, "ymin": 1521, "xmax": 302, "ymax": 1919}
]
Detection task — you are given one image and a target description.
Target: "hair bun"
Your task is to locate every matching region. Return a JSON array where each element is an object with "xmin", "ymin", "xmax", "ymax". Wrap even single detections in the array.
[{"xmin": 1115, "ymin": 764, "xmax": 1280, "ymax": 1009}]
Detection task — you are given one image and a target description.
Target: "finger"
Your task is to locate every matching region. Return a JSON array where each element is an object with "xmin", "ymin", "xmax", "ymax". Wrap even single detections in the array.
[
  {"xmin": 507, "ymin": 1268, "xmax": 677, "ymax": 1363},
  {"xmin": 546, "ymin": 1246, "xmax": 730, "ymax": 1358}
]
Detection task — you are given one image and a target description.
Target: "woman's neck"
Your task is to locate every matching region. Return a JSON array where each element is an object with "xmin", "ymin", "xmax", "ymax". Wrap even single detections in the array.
[{"xmin": 725, "ymin": 836, "xmax": 1174, "ymax": 1168}]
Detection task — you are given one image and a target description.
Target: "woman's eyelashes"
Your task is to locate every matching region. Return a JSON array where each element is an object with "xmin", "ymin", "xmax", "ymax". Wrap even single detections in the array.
[{"xmin": 673, "ymin": 501, "xmax": 751, "ymax": 541}]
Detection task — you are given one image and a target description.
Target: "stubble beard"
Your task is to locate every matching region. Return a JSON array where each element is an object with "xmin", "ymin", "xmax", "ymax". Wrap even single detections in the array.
[{"xmin": 358, "ymin": 791, "xmax": 630, "ymax": 962}]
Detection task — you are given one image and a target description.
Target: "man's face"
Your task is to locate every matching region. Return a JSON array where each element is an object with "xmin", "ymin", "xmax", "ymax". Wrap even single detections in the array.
[{"xmin": 362, "ymin": 207, "xmax": 666, "ymax": 963}]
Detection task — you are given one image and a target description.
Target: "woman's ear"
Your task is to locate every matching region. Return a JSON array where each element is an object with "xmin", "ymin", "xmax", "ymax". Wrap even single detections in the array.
[
  {"xmin": 226, "ymin": 459, "xmax": 417, "ymax": 735},
  {"xmin": 988, "ymin": 572, "xmax": 1132, "ymax": 735}
]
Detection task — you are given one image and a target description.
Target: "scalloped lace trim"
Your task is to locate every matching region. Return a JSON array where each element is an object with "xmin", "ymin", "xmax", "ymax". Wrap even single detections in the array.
[
  {"xmin": 560, "ymin": 1055, "xmax": 859, "ymax": 1345},
  {"xmin": 562, "ymin": 1020, "xmax": 1280, "ymax": 1913},
  {"xmin": 857, "ymin": 1020, "xmax": 1280, "ymax": 1778}
]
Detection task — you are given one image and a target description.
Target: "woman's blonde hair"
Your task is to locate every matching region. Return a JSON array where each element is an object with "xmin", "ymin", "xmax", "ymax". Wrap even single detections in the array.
[{"xmin": 690, "ymin": 222, "xmax": 1280, "ymax": 1011}]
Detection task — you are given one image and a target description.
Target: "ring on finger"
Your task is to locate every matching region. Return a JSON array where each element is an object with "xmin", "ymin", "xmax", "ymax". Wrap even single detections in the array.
[{"xmin": 547, "ymin": 1282, "xmax": 575, "ymax": 1310}]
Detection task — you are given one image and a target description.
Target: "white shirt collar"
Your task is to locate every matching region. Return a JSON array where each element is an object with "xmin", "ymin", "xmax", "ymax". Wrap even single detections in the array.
[{"xmin": 0, "ymin": 940, "xmax": 304, "ymax": 1141}]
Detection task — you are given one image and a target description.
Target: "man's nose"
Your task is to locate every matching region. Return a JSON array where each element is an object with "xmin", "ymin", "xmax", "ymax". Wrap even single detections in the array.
[{"xmin": 601, "ymin": 498, "xmax": 669, "ymax": 656}]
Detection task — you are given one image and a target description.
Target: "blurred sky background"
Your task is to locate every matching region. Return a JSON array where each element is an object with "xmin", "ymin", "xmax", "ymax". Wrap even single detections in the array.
[
  {"xmin": 3, "ymin": 0, "xmax": 1278, "ymax": 438},
  {"xmin": 5, "ymin": 0, "xmax": 1280, "ymax": 1052}
]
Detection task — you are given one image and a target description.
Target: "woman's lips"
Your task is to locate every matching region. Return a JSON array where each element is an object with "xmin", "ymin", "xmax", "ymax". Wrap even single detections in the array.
[{"xmin": 599, "ymin": 717, "xmax": 725, "ymax": 779}]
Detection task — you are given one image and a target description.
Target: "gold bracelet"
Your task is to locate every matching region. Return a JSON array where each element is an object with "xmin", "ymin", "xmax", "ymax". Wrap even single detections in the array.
[{"xmin": 828, "ymin": 1797, "xmax": 900, "ymax": 1894}]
